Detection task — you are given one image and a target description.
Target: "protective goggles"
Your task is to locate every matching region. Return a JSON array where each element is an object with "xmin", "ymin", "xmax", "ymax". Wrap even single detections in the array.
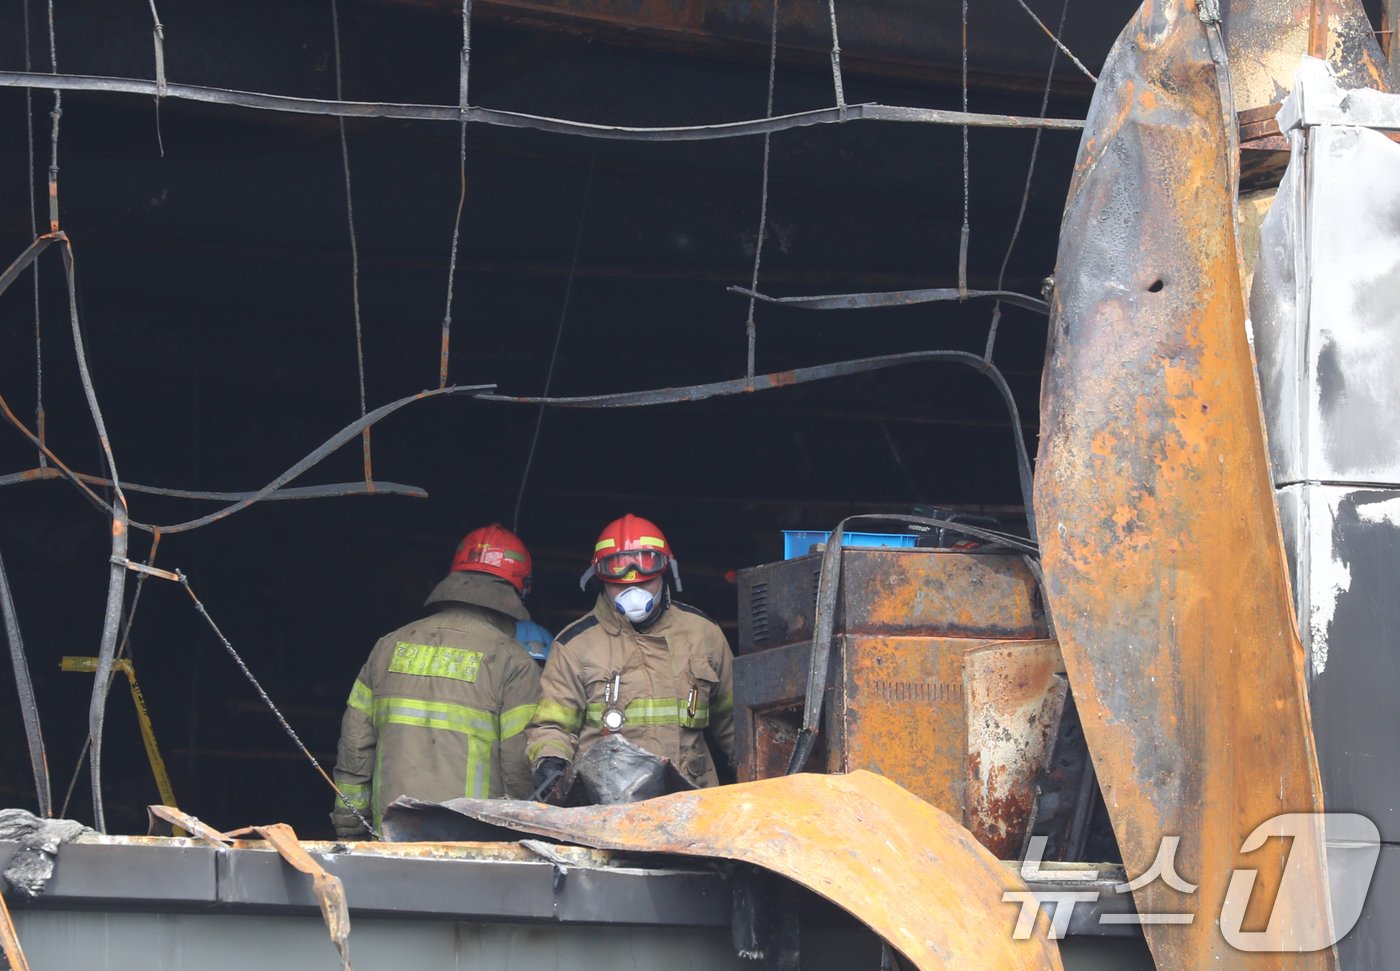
[{"xmin": 595, "ymin": 549, "xmax": 669, "ymax": 582}]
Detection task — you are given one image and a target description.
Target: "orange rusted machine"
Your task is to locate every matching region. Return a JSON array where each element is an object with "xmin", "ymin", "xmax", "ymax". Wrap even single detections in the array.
[{"xmin": 732, "ymin": 546, "xmax": 1067, "ymax": 860}]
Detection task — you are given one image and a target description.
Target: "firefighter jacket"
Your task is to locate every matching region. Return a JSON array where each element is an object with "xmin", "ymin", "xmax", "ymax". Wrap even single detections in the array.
[
  {"xmin": 525, "ymin": 591, "xmax": 735, "ymax": 788},
  {"xmin": 331, "ymin": 571, "xmax": 542, "ymax": 836}
]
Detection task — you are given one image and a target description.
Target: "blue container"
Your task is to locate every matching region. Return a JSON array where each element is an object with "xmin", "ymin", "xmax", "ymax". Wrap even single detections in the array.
[{"xmin": 782, "ymin": 530, "xmax": 918, "ymax": 559}]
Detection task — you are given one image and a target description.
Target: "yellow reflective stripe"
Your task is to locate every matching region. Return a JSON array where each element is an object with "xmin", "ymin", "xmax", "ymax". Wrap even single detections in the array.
[
  {"xmin": 594, "ymin": 538, "xmax": 617, "ymax": 552},
  {"xmin": 637, "ymin": 536, "xmax": 666, "ymax": 548},
  {"xmin": 527, "ymin": 738, "xmax": 575, "ymax": 764},
  {"xmin": 465, "ymin": 735, "xmax": 492, "ymax": 798},
  {"xmin": 500, "ymin": 702, "xmax": 537, "ymax": 740},
  {"xmin": 372, "ymin": 696, "xmax": 497, "ymax": 739},
  {"xmin": 583, "ymin": 697, "xmax": 710, "ymax": 728},
  {"xmin": 711, "ymin": 690, "xmax": 734, "ymax": 717},
  {"xmin": 347, "ymin": 679, "xmax": 373, "ymax": 715},
  {"xmin": 338, "ymin": 782, "xmax": 371, "ymax": 809},
  {"xmin": 533, "ymin": 698, "xmax": 583, "ymax": 734}
]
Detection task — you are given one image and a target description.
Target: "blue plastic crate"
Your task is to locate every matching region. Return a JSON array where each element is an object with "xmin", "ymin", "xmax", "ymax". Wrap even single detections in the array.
[{"xmin": 782, "ymin": 530, "xmax": 918, "ymax": 559}]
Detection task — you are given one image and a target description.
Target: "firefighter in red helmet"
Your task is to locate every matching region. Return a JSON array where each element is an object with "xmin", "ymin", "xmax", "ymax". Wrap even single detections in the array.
[
  {"xmin": 525, "ymin": 515, "xmax": 735, "ymax": 797},
  {"xmin": 331, "ymin": 524, "xmax": 542, "ymax": 838}
]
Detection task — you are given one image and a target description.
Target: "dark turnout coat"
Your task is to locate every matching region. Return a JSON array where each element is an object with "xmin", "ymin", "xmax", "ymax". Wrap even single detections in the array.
[
  {"xmin": 331, "ymin": 571, "xmax": 541, "ymax": 836},
  {"xmin": 525, "ymin": 592, "xmax": 735, "ymax": 787}
]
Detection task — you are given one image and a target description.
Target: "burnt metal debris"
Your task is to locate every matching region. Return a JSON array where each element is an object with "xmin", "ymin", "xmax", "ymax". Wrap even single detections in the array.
[
  {"xmin": 733, "ymin": 539, "xmax": 1063, "ymax": 861},
  {"xmin": 729, "ymin": 285, "xmax": 1050, "ymax": 314},
  {"xmin": 147, "ymin": 807, "xmax": 353, "ymax": 971},
  {"xmin": 1034, "ymin": 0, "xmax": 1334, "ymax": 968},
  {"xmin": 783, "ymin": 514, "xmax": 1041, "ymax": 782},
  {"xmin": 1224, "ymin": 0, "xmax": 1394, "ymax": 111},
  {"xmin": 381, "ymin": 771, "xmax": 1066, "ymax": 971}
]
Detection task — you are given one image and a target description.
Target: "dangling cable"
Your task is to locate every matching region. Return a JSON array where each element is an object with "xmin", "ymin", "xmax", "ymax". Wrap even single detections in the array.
[
  {"xmin": 957, "ymin": 0, "xmax": 970, "ymax": 299},
  {"xmin": 985, "ymin": 0, "xmax": 1069, "ymax": 363},
  {"xmin": 0, "ymin": 547, "xmax": 51, "ymax": 817},
  {"xmin": 513, "ymin": 149, "xmax": 595, "ymax": 533},
  {"xmin": 439, "ymin": 0, "xmax": 473, "ymax": 389},
  {"xmin": 329, "ymin": 0, "xmax": 372, "ymax": 487},
  {"xmin": 1007, "ymin": 0, "xmax": 1097, "ymax": 82},
  {"xmin": 146, "ymin": 0, "xmax": 166, "ymax": 156},
  {"xmin": 45, "ymin": 0, "xmax": 61, "ymax": 233},
  {"xmin": 177, "ymin": 570, "xmax": 378, "ymax": 838},
  {"xmin": 825, "ymin": 0, "xmax": 846, "ymax": 112},
  {"xmin": 49, "ymin": 237, "xmax": 131, "ymax": 834},
  {"xmin": 59, "ymin": 530, "xmax": 161, "ymax": 820},
  {"xmin": 744, "ymin": 0, "xmax": 780, "ymax": 388},
  {"xmin": 23, "ymin": 0, "xmax": 45, "ymax": 468}
]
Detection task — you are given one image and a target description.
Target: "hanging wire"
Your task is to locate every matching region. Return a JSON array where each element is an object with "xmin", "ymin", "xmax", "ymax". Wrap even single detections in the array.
[
  {"xmin": 58, "ymin": 530, "xmax": 161, "ymax": 820},
  {"xmin": 825, "ymin": 0, "xmax": 846, "ymax": 112},
  {"xmin": 176, "ymin": 569, "xmax": 378, "ymax": 838},
  {"xmin": 45, "ymin": 0, "xmax": 61, "ymax": 233},
  {"xmin": 41, "ymin": 236, "xmax": 133, "ymax": 834},
  {"xmin": 985, "ymin": 0, "xmax": 1070, "ymax": 363},
  {"xmin": 146, "ymin": 0, "xmax": 166, "ymax": 155},
  {"xmin": 744, "ymin": 0, "xmax": 781, "ymax": 387},
  {"xmin": 478, "ymin": 347, "xmax": 1037, "ymax": 540},
  {"xmin": 957, "ymin": 0, "xmax": 970, "ymax": 299},
  {"xmin": 0, "ymin": 546, "xmax": 51, "ymax": 818},
  {"xmin": 329, "ymin": 0, "xmax": 372, "ymax": 487},
  {"xmin": 1008, "ymin": 0, "xmax": 1097, "ymax": 83},
  {"xmin": 23, "ymin": 0, "xmax": 45, "ymax": 468},
  {"xmin": 439, "ymin": 0, "xmax": 473, "ymax": 389},
  {"xmin": 512, "ymin": 149, "xmax": 595, "ymax": 533}
]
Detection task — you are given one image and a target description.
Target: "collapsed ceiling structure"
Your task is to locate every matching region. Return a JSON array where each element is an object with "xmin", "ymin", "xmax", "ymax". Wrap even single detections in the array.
[
  {"xmin": 0, "ymin": 0, "xmax": 1124, "ymax": 834},
  {"xmin": 2, "ymin": 1, "xmax": 1399, "ymax": 969}
]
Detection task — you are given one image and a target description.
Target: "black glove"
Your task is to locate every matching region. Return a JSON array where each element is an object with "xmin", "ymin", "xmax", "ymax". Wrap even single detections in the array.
[
  {"xmin": 333, "ymin": 819, "xmax": 372, "ymax": 841},
  {"xmin": 531, "ymin": 757, "xmax": 568, "ymax": 800}
]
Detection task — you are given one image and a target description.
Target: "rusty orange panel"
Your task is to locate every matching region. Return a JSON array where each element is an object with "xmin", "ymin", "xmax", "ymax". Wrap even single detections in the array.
[
  {"xmin": 838, "ymin": 636, "xmax": 1063, "ymax": 858},
  {"xmin": 1035, "ymin": 1, "xmax": 1333, "ymax": 968},
  {"xmin": 848, "ymin": 551, "xmax": 1049, "ymax": 639},
  {"xmin": 421, "ymin": 770, "xmax": 1063, "ymax": 971},
  {"xmin": 1225, "ymin": 0, "xmax": 1393, "ymax": 111},
  {"xmin": 837, "ymin": 635, "xmax": 970, "ymax": 814}
]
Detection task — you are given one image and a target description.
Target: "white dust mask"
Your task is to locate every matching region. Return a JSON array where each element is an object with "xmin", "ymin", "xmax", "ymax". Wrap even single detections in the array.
[{"xmin": 613, "ymin": 586, "xmax": 656, "ymax": 623}]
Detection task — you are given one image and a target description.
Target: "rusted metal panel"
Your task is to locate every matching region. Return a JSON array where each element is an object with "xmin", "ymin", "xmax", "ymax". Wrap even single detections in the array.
[
  {"xmin": 384, "ymin": 770, "xmax": 1064, "ymax": 970},
  {"xmin": 835, "ymin": 635, "xmax": 972, "ymax": 814},
  {"xmin": 736, "ymin": 549, "xmax": 1048, "ymax": 653},
  {"xmin": 1035, "ymin": 0, "xmax": 1333, "ymax": 967},
  {"xmin": 1224, "ymin": 0, "xmax": 1392, "ymax": 113},
  {"xmin": 734, "ymin": 548, "xmax": 1062, "ymax": 858},
  {"xmin": 830, "ymin": 635, "xmax": 1064, "ymax": 860}
]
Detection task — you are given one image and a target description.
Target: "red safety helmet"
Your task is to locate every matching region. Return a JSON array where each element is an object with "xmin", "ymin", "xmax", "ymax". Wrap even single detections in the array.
[
  {"xmin": 580, "ymin": 514, "xmax": 682, "ymax": 591},
  {"xmin": 451, "ymin": 524, "xmax": 532, "ymax": 595}
]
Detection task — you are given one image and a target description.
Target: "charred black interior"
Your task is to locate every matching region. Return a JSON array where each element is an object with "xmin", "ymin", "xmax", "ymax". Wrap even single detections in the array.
[{"xmin": 0, "ymin": 0, "xmax": 1374, "ymax": 837}]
